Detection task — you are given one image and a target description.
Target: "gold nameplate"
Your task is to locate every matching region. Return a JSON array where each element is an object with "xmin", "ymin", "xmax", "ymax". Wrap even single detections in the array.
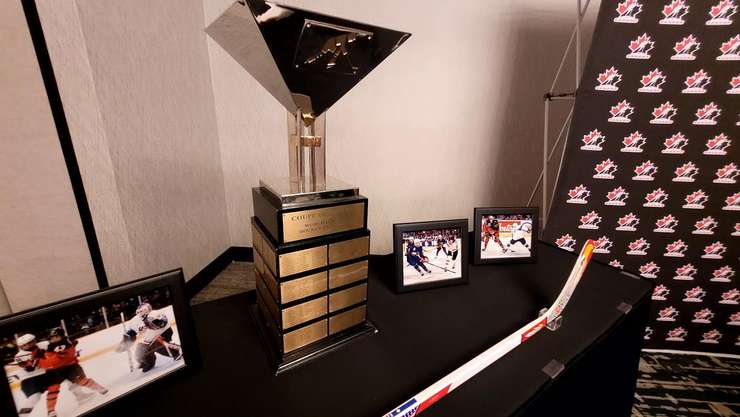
[
  {"xmin": 261, "ymin": 266, "xmax": 279, "ymax": 301},
  {"xmin": 329, "ymin": 283, "xmax": 367, "ymax": 312},
  {"xmin": 329, "ymin": 305, "xmax": 366, "ymax": 335},
  {"xmin": 278, "ymin": 245, "xmax": 327, "ymax": 277},
  {"xmin": 281, "ymin": 296, "xmax": 327, "ymax": 329},
  {"xmin": 328, "ymin": 235, "xmax": 369, "ymax": 264},
  {"xmin": 329, "ymin": 260, "xmax": 368, "ymax": 289},
  {"xmin": 282, "ymin": 202, "xmax": 365, "ymax": 243},
  {"xmin": 284, "ymin": 320, "xmax": 327, "ymax": 353},
  {"xmin": 281, "ymin": 271, "xmax": 327, "ymax": 304}
]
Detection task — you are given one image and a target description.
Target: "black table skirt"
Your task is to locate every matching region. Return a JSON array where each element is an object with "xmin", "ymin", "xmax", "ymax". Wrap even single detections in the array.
[{"xmin": 113, "ymin": 243, "xmax": 652, "ymax": 417}]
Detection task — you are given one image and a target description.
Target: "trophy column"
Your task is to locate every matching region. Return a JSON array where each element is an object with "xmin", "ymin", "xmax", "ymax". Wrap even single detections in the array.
[{"xmin": 206, "ymin": 0, "xmax": 410, "ymax": 372}]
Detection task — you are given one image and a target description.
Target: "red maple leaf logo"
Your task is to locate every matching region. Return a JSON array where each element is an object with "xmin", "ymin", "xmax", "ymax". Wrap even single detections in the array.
[
  {"xmin": 667, "ymin": 240, "xmax": 686, "ymax": 252},
  {"xmin": 641, "ymin": 262, "xmax": 658, "ymax": 273},
  {"xmin": 653, "ymin": 102, "xmax": 674, "ymax": 118},
  {"xmin": 607, "ymin": 187, "xmax": 626, "ymax": 200},
  {"xmin": 611, "ymin": 101, "xmax": 631, "ymax": 116},
  {"xmin": 663, "ymin": 0, "xmax": 685, "ymax": 16},
  {"xmin": 664, "ymin": 133, "xmax": 686, "ymax": 148},
  {"xmin": 568, "ymin": 184, "xmax": 588, "ymax": 199},
  {"xmin": 677, "ymin": 264, "xmax": 695, "ymax": 275},
  {"xmin": 618, "ymin": 213, "xmax": 637, "ymax": 226},
  {"xmin": 556, "ymin": 234, "xmax": 574, "ymax": 247},
  {"xmin": 675, "ymin": 162, "xmax": 696, "ymax": 176},
  {"xmin": 731, "ymin": 75, "xmax": 740, "ymax": 88},
  {"xmin": 695, "ymin": 216, "xmax": 715, "ymax": 229},
  {"xmin": 685, "ymin": 190, "xmax": 706, "ymax": 203},
  {"xmin": 696, "ymin": 102, "xmax": 719, "ymax": 119},
  {"xmin": 726, "ymin": 192, "xmax": 740, "ymax": 206},
  {"xmin": 629, "ymin": 238, "xmax": 648, "ymax": 251},
  {"xmin": 630, "ymin": 33, "xmax": 651, "ymax": 51},
  {"xmin": 717, "ymin": 163, "xmax": 738, "ymax": 178},
  {"xmin": 635, "ymin": 161, "xmax": 655, "ymax": 175},
  {"xmin": 720, "ymin": 35, "xmax": 740, "ymax": 54},
  {"xmin": 647, "ymin": 189, "xmax": 666, "ymax": 201},
  {"xmin": 675, "ymin": 35, "xmax": 698, "ymax": 53},
  {"xmin": 617, "ymin": 0, "xmax": 637, "ymax": 15},
  {"xmin": 641, "ymin": 68, "xmax": 663, "ymax": 86},
  {"xmin": 707, "ymin": 133, "xmax": 728, "ymax": 149},
  {"xmin": 596, "ymin": 159, "xmax": 615, "ymax": 173},
  {"xmin": 710, "ymin": 0, "xmax": 735, "ymax": 18},
  {"xmin": 685, "ymin": 70, "xmax": 708, "ymax": 87},
  {"xmin": 714, "ymin": 266, "xmax": 734, "ymax": 278},
  {"xmin": 598, "ymin": 67, "xmax": 619, "ymax": 84},
  {"xmin": 657, "ymin": 215, "xmax": 675, "ymax": 227}
]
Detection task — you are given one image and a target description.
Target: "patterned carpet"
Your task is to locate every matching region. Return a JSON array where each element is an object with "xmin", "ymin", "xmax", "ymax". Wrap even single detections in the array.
[
  {"xmin": 193, "ymin": 262, "xmax": 740, "ymax": 416},
  {"xmin": 632, "ymin": 352, "xmax": 740, "ymax": 417}
]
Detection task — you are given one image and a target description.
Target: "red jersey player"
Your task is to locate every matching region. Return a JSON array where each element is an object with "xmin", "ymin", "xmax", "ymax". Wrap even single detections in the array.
[
  {"xmin": 482, "ymin": 216, "xmax": 507, "ymax": 253},
  {"xmin": 36, "ymin": 328, "xmax": 108, "ymax": 417}
]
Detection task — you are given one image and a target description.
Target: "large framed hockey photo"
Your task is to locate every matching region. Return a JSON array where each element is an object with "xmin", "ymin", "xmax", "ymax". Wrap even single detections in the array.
[
  {"xmin": 393, "ymin": 219, "xmax": 469, "ymax": 293},
  {"xmin": 474, "ymin": 207, "xmax": 539, "ymax": 265},
  {"xmin": 0, "ymin": 269, "xmax": 198, "ymax": 417}
]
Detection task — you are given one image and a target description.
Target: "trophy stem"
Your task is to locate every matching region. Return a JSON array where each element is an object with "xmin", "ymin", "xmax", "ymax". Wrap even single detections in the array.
[{"xmin": 288, "ymin": 110, "xmax": 326, "ymax": 193}]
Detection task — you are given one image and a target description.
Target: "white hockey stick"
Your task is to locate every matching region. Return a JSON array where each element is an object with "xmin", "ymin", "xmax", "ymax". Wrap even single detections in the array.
[
  {"xmin": 121, "ymin": 312, "xmax": 134, "ymax": 373},
  {"xmin": 383, "ymin": 240, "xmax": 595, "ymax": 417}
]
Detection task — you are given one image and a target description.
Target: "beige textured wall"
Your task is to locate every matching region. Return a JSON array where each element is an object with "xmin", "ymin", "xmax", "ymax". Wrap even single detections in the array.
[
  {"xmin": 205, "ymin": 0, "xmax": 599, "ymax": 253},
  {"xmin": 0, "ymin": 1, "xmax": 97, "ymax": 312},
  {"xmin": 38, "ymin": 0, "xmax": 231, "ymax": 283}
]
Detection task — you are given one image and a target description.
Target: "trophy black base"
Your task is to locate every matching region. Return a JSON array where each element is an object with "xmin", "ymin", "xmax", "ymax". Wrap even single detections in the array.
[{"xmin": 249, "ymin": 303, "xmax": 378, "ymax": 374}]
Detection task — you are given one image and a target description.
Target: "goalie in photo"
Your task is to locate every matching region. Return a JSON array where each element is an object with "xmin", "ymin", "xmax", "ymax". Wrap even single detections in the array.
[
  {"xmin": 402, "ymin": 228, "xmax": 462, "ymax": 286},
  {"xmin": 481, "ymin": 214, "xmax": 534, "ymax": 259}
]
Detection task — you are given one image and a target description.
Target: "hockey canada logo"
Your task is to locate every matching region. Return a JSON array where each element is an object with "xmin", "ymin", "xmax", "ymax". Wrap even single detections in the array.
[
  {"xmin": 662, "ymin": 132, "xmax": 688, "ymax": 154},
  {"xmin": 627, "ymin": 238, "xmax": 650, "ymax": 255},
  {"xmin": 567, "ymin": 184, "xmax": 590, "ymax": 204},
  {"xmin": 701, "ymin": 330, "xmax": 722, "ymax": 344},
  {"xmin": 609, "ymin": 100, "xmax": 634, "ymax": 123},
  {"xmin": 729, "ymin": 312, "xmax": 740, "ymax": 325},
  {"xmin": 658, "ymin": 306, "xmax": 679, "ymax": 322},
  {"xmin": 729, "ymin": 75, "xmax": 740, "ymax": 94},
  {"xmin": 616, "ymin": 213, "xmax": 640, "ymax": 231},
  {"xmin": 609, "ymin": 259, "xmax": 624, "ymax": 269},
  {"xmin": 605, "ymin": 187, "xmax": 629, "ymax": 206},
  {"xmin": 555, "ymin": 234, "xmax": 576, "ymax": 252},
  {"xmin": 674, "ymin": 264, "xmax": 697, "ymax": 281},
  {"xmin": 723, "ymin": 192, "xmax": 740, "ymax": 211},
  {"xmin": 720, "ymin": 288, "xmax": 740, "ymax": 304},
  {"xmin": 644, "ymin": 327, "xmax": 653, "ymax": 340},
  {"xmin": 666, "ymin": 327, "xmax": 687, "ymax": 341},
  {"xmin": 654, "ymin": 215, "xmax": 678, "ymax": 233},
  {"xmin": 684, "ymin": 286, "xmax": 707, "ymax": 302},
  {"xmin": 614, "ymin": 0, "xmax": 642, "ymax": 23},
  {"xmin": 651, "ymin": 102, "xmax": 676, "ymax": 124},
  {"xmin": 672, "ymin": 35, "xmax": 700, "ymax": 60},
  {"xmin": 703, "ymin": 133, "xmax": 731, "ymax": 155},
  {"xmin": 693, "ymin": 102, "xmax": 721, "ymax": 125},
  {"xmin": 711, "ymin": 265, "xmax": 735, "ymax": 282},
  {"xmin": 580, "ymin": 129, "xmax": 605, "ymax": 151},
  {"xmin": 733, "ymin": 222, "xmax": 740, "ymax": 236},
  {"xmin": 593, "ymin": 236, "xmax": 613, "ymax": 254},
  {"xmin": 707, "ymin": 0, "xmax": 737, "ymax": 25},
  {"xmin": 639, "ymin": 68, "xmax": 666, "ymax": 93},
  {"xmin": 595, "ymin": 67, "xmax": 621, "ymax": 91},
  {"xmin": 640, "ymin": 262, "xmax": 660, "ymax": 279},
  {"xmin": 660, "ymin": 0, "xmax": 689, "ymax": 25},
  {"xmin": 672, "ymin": 162, "xmax": 698, "ymax": 183},
  {"xmin": 621, "ymin": 131, "xmax": 647, "ymax": 153},
  {"xmin": 683, "ymin": 70, "xmax": 711, "ymax": 94},
  {"xmin": 578, "ymin": 211, "xmax": 601, "ymax": 229},
  {"xmin": 702, "ymin": 242, "xmax": 726, "ymax": 259},
  {"xmin": 633, "ymin": 161, "xmax": 657, "ymax": 181},
  {"xmin": 594, "ymin": 159, "xmax": 618, "ymax": 179},
  {"xmin": 683, "ymin": 190, "xmax": 708, "ymax": 209},
  {"xmin": 627, "ymin": 33, "xmax": 654, "ymax": 59},
  {"xmin": 717, "ymin": 35, "xmax": 740, "ymax": 61},
  {"xmin": 693, "ymin": 308, "xmax": 714, "ymax": 324},
  {"xmin": 693, "ymin": 216, "xmax": 717, "ymax": 235},
  {"xmin": 652, "ymin": 284, "xmax": 669, "ymax": 300},
  {"xmin": 664, "ymin": 239, "xmax": 688, "ymax": 257},
  {"xmin": 714, "ymin": 163, "xmax": 738, "ymax": 183},
  {"xmin": 644, "ymin": 189, "xmax": 669, "ymax": 208}
]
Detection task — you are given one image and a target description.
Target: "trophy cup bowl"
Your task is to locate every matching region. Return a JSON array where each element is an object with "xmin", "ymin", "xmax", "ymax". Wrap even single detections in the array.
[{"xmin": 207, "ymin": 0, "xmax": 410, "ymax": 372}]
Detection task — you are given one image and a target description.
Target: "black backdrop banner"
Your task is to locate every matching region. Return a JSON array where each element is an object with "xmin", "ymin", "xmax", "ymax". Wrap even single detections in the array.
[{"xmin": 544, "ymin": 0, "xmax": 738, "ymax": 354}]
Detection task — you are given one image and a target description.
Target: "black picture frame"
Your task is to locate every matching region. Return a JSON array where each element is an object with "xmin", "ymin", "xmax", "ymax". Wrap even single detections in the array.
[
  {"xmin": 393, "ymin": 219, "xmax": 469, "ymax": 293},
  {"xmin": 0, "ymin": 269, "xmax": 199, "ymax": 417},
  {"xmin": 474, "ymin": 207, "xmax": 539, "ymax": 265}
]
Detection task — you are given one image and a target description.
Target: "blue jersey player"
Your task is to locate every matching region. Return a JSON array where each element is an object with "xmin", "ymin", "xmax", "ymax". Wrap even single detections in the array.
[{"xmin": 406, "ymin": 239, "xmax": 431, "ymax": 276}]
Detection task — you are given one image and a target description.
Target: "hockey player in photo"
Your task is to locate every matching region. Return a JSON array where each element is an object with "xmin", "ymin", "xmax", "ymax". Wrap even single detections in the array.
[
  {"xmin": 506, "ymin": 221, "xmax": 532, "ymax": 253},
  {"xmin": 445, "ymin": 237, "xmax": 459, "ymax": 270},
  {"xmin": 12, "ymin": 333, "xmax": 96, "ymax": 416},
  {"xmin": 406, "ymin": 239, "xmax": 432, "ymax": 276},
  {"xmin": 482, "ymin": 217, "xmax": 507, "ymax": 253},
  {"xmin": 119, "ymin": 303, "xmax": 182, "ymax": 373},
  {"xmin": 37, "ymin": 328, "xmax": 108, "ymax": 417},
  {"xmin": 434, "ymin": 236, "xmax": 447, "ymax": 258}
]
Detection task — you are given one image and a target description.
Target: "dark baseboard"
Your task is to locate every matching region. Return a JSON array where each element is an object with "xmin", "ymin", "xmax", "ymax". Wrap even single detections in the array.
[{"xmin": 186, "ymin": 246, "xmax": 253, "ymax": 299}]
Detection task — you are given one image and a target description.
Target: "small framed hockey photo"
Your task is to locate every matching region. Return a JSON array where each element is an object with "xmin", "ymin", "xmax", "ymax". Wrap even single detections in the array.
[
  {"xmin": 0, "ymin": 269, "xmax": 198, "ymax": 417},
  {"xmin": 393, "ymin": 219, "xmax": 469, "ymax": 293},
  {"xmin": 474, "ymin": 207, "xmax": 539, "ymax": 265}
]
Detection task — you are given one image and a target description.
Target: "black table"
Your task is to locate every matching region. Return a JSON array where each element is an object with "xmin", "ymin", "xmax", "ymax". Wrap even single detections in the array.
[{"xmin": 123, "ymin": 243, "xmax": 652, "ymax": 417}]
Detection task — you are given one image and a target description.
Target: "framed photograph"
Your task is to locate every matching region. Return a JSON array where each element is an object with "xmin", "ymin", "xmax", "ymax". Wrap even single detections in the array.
[
  {"xmin": 0, "ymin": 269, "xmax": 198, "ymax": 417},
  {"xmin": 393, "ymin": 219, "xmax": 469, "ymax": 292},
  {"xmin": 474, "ymin": 207, "xmax": 539, "ymax": 264}
]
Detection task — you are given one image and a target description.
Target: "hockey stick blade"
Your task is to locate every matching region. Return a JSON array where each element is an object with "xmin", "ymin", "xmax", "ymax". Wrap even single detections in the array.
[{"xmin": 383, "ymin": 240, "xmax": 595, "ymax": 417}]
